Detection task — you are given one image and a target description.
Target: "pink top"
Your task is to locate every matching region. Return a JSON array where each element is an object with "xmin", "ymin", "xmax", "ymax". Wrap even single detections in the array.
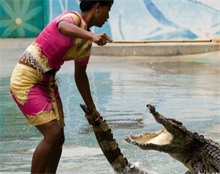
[{"xmin": 30, "ymin": 11, "xmax": 92, "ymax": 72}]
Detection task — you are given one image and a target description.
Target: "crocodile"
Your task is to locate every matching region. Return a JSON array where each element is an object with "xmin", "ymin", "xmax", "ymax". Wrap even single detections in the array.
[
  {"xmin": 125, "ymin": 104, "xmax": 220, "ymax": 174},
  {"xmin": 80, "ymin": 104, "xmax": 147, "ymax": 174}
]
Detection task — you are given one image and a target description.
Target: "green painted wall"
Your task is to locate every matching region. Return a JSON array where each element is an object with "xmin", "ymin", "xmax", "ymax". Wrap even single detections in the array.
[{"xmin": 0, "ymin": 0, "xmax": 49, "ymax": 38}]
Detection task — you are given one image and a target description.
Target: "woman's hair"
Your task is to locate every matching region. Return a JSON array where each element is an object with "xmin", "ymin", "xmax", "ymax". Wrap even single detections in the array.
[{"xmin": 79, "ymin": 0, "xmax": 114, "ymax": 12}]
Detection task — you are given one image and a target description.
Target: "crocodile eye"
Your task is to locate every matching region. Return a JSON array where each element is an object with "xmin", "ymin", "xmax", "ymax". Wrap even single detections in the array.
[{"xmin": 199, "ymin": 169, "xmax": 204, "ymax": 173}]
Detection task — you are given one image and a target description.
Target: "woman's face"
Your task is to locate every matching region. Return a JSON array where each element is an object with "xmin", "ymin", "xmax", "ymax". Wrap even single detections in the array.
[{"xmin": 93, "ymin": 5, "xmax": 112, "ymax": 27}]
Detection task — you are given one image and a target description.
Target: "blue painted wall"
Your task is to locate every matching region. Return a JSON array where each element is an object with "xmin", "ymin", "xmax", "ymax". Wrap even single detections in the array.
[
  {"xmin": 50, "ymin": 0, "xmax": 220, "ymax": 40},
  {"xmin": 1, "ymin": 0, "xmax": 219, "ymax": 39}
]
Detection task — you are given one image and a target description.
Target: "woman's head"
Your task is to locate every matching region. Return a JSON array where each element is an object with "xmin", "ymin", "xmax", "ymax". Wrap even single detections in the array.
[
  {"xmin": 79, "ymin": 0, "xmax": 114, "ymax": 28},
  {"xmin": 79, "ymin": 0, "xmax": 114, "ymax": 12}
]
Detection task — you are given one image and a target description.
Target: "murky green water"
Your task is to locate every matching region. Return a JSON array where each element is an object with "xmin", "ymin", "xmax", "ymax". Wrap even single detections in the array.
[{"xmin": 0, "ymin": 53, "xmax": 219, "ymax": 173}]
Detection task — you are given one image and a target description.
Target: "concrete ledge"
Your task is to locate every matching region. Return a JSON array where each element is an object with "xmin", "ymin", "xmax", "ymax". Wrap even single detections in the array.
[
  {"xmin": 92, "ymin": 42, "xmax": 220, "ymax": 56},
  {"xmin": 1, "ymin": 38, "xmax": 220, "ymax": 56}
]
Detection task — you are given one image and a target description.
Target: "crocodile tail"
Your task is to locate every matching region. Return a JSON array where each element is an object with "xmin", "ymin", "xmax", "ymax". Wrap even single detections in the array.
[
  {"xmin": 80, "ymin": 104, "xmax": 147, "ymax": 174},
  {"xmin": 93, "ymin": 120, "xmax": 129, "ymax": 172}
]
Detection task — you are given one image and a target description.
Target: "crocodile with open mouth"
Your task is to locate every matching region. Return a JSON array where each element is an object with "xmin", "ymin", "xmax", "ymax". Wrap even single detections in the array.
[{"xmin": 125, "ymin": 104, "xmax": 220, "ymax": 174}]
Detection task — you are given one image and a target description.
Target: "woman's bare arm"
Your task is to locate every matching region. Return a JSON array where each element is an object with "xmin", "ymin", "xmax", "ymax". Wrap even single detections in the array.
[
  {"xmin": 74, "ymin": 61, "xmax": 96, "ymax": 110},
  {"xmin": 58, "ymin": 21, "xmax": 112, "ymax": 45}
]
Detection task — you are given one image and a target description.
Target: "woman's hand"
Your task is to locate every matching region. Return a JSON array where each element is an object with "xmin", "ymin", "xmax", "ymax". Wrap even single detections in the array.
[
  {"xmin": 92, "ymin": 33, "xmax": 112, "ymax": 46},
  {"xmin": 85, "ymin": 108, "xmax": 102, "ymax": 125}
]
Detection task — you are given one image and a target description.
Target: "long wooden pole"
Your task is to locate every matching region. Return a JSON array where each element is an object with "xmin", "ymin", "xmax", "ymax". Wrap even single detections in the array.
[{"xmin": 111, "ymin": 39, "xmax": 217, "ymax": 44}]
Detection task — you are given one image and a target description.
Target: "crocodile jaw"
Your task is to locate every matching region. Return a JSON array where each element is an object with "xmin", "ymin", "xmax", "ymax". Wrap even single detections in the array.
[{"xmin": 125, "ymin": 128, "xmax": 174, "ymax": 151}]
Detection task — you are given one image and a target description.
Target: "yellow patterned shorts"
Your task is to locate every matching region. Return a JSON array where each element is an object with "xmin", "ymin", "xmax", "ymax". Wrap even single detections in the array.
[{"xmin": 10, "ymin": 63, "xmax": 65, "ymax": 128}]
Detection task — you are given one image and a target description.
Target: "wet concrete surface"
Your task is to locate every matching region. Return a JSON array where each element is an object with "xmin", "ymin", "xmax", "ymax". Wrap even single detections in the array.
[{"xmin": 0, "ymin": 39, "xmax": 219, "ymax": 173}]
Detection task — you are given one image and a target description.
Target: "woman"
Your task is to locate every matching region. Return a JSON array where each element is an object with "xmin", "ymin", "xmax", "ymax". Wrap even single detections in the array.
[{"xmin": 10, "ymin": 0, "xmax": 114, "ymax": 173}]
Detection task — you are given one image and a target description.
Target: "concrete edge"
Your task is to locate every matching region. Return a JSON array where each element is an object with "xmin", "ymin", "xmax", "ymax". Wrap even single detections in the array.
[
  {"xmin": 92, "ymin": 42, "xmax": 220, "ymax": 56},
  {"xmin": 0, "ymin": 38, "xmax": 220, "ymax": 56}
]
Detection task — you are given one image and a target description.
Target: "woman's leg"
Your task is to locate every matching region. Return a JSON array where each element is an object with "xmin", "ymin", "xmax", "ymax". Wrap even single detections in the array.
[
  {"xmin": 10, "ymin": 62, "xmax": 65, "ymax": 173},
  {"xmin": 31, "ymin": 120, "xmax": 64, "ymax": 173},
  {"xmin": 45, "ymin": 128, "xmax": 65, "ymax": 173}
]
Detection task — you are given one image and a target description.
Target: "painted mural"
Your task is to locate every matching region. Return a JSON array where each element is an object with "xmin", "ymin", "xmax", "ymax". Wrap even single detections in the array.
[
  {"xmin": 0, "ymin": 0, "xmax": 219, "ymax": 39},
  {"xmin": 0, "ymin": 0, "xmax": 49, "ymax": 37},
  {"xmin": 50, "ymin": 0, "xmax": 220, "ymax": 40}
]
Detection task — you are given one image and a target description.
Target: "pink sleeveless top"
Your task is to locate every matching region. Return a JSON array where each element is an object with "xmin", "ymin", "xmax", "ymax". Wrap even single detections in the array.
[{"xmin": 27, "ymin": 11, "xmax": 92, "ymax": 72}]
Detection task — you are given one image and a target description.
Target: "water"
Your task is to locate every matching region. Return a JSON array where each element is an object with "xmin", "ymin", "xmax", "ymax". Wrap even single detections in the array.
[{"xmin": 0, "ymin": 52, "xmax": 219, "ymax": 174}]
